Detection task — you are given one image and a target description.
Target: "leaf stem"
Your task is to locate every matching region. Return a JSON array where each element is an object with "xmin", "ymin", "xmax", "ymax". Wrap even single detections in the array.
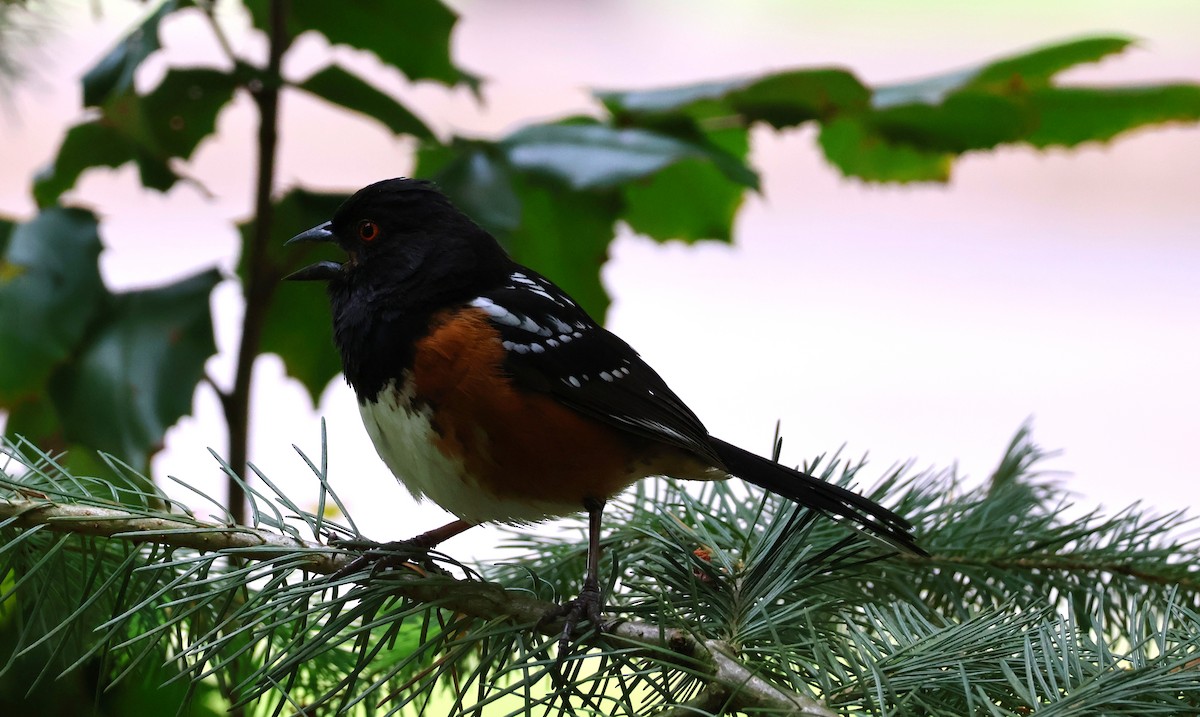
[{"xmin": 197, "ymin": 0, "xmax": 239, "ymax": 67}]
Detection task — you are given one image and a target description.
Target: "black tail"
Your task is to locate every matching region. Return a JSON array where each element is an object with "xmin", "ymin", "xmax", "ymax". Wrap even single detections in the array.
[{"xmin": 709, "ymin": 438, "xmax": 928, "ymax": 556}]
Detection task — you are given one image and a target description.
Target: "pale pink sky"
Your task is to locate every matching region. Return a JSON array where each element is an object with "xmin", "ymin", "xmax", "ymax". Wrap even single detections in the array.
[{"xmin": 2, "ymin": 1, "xmax": 1198, "ymax": 555}]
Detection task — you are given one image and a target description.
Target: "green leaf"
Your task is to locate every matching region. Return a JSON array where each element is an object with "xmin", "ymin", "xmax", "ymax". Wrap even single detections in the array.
[
  {"xmin": 47, "ymin": 269, "xmax": 220, "ymax": 466},
  {"xmin": 872, "ymin": 36, "xmax": 1136, "ymax": 110},
  {"xmin": 243, "ymin": 190, "xmax": 350, "ymax": 404},
  {"xmin": 501, "ymin": 123, "xmax": 757, "ymax": 191},
  {"xmin": 728, "ymin": 68, "xmax": 870, "ymax": 127},
  {"xmin": 598, "ymin": 68, "xmax": 870, "ymax": 126},
  {"xmin": 3, "ymin": 392, "xmax": 61, "ymax": 446},
  {"xmin": 0, "ymin": 207, "xmax": 105, "ymax": 402},
  {"xmin": 136, "ymin": 68, "xmax": 239, "ymax": 159},
  {"xmin": 818, "ymin": 117, "xmax": 953, "ymax": 183},
  {"xmin": 246, "ymin": 0, "xmax": 477, "ymax": 88},
  {"xmin": 870, "ymin": 91, "xmax": 1033, "ymax": 152},
  {"xmin": 597, "ymin": 77, "xmax": 747, "ymax": 116},
  {"xmin": 34, "ymin": 69, "xmax": 235, "ymax": 205},
  {"xmin": 501, "ymin": 175, "xmax": 620, "ymax": 321},
  {"xmin": 1027, "ymin": 85, "xmax": 1200, "ymax": 148},
  {"xmin": 621, "ymin": 126, "xmax": 749, "ymax": 243},
  {"xmin": 0, "ymin": 217, "xmax": 12, "ymax": 269},
  {"xmin": 870, "ymin": 68, "xmax": 982, "ymax": 111},
  {"xmin": 972, "ymin": 36, "xmax": 1136, "ymax": 87},
  {"xmin": 296, "ymin": 64, "xmax": 434, "ymax": 139},
  {"xmin": 594, "ymin": 35, "xmax": 1198, "ymax": 185},
  {"xmin": 417, "ymin": 141, "xmax": 522, "ymax": 234},
  {"xmin": 32, "ymin": 122, "xmax": 160, "ymax": 207},
  {"xmin": 81, "ymin": 0, "xmax": 190, "ymax": 107}
]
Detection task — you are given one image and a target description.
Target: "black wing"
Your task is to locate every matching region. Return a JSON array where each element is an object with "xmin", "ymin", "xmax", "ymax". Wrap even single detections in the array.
[
  {"xmin": 468, "ymin": 269, "xmax": 724, "ymax": 467},
  {"xmin": 468, "ymin": 268, "xmax": 925, "ymax": 555}
]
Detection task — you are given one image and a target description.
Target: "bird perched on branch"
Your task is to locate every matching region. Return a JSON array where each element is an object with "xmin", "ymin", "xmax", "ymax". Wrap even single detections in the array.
[{"xmin": 285, "ymin": 177, "xmax": 925, "ymax": 645}]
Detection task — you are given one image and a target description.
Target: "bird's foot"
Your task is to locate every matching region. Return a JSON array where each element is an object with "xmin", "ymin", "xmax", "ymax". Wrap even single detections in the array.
[
  {"xmin": 326, "ymin": 536, "xmax": 382, "ymax": 552},
  {"xmin": 328, "ymin": 537, "xmax": 445, "ymax": 580},
  {"xmin": 538, "ymin": 579, "xmax": 606, "ymax": 665}
]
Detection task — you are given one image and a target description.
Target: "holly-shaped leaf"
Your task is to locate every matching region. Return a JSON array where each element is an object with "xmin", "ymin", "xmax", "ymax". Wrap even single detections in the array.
[
  {"xmin": 81, "ymin": 0, "xmax": 192, "ymax": 107},
  {"xmin": 502, "ymin": 175, "xmax": 620, "ymax": 321},
  {"xmin": 868, "ymin": 91, "xmax": 1033, "ymax": 153},
  {"xmin": 598, "ymin": 68, "xmax": 869, "ymax": 126},
  {"xmin": 727, "ymin": 69, "xmax": 870, "ymax": 128},
  {"xmin": 48, "ymin": 269, "xmax": 220, "ymax": 465},
  {"xmin": 598, "ymin": 35, "xmax": 1200, "ymax": 183},
  {"xmin": 136, "ymin": 68, "xmax": 241, "ymax": 158},
  {"xmin": 418, "ymin": 139, "xmax": 622, "ymax": 318},
  {"xmin": 621, "ymin": 125, "xmax": 750, "ymax": 243},
  {"xmin": 241, "ymin": 190, "xmax": 350, "ymax": 404},
  {"xmin": 417, "ymin": 141, "xmax": 522, "ymax": 235},
  {"xmin": 34, "ymin": 69, "xmax": 237, "ymax": 205},
  {"xmin": 500, "ymin": 122, "xmax": 757, "ymax": 191},
  {"xmin": 970, "ymin": 36, "xmax": 1136, "ymax": 88},
  {"xmin": 32, "ymin": 122, "xmax": 164, "ymax": 207},
  {"xmin": 818, "ymin": 118, "xmax": 953, "ymax": 183},
  {"xmin": 245, "ymin": 0, "xmax": 478, "ymax": 88},
  {"xmin": 0, "ymin": 207, "xmax": 105, "ymax": 402},
  {"xmin": 1026, "ymin": 85, "xmax": 1200, "ymax": 148},
  {"xmin": 296, "ymin": 64, "xmax": 434, "ymax": 139}
]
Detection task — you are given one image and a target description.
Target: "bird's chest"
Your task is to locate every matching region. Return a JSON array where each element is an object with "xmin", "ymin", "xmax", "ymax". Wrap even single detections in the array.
[
  {"xmin": 357, "ymin": 379, "xmax": 465, "ymax": 510},
  {"xmin": 357, "ymin": 376, "xmax": 587, "ymax": 524}
]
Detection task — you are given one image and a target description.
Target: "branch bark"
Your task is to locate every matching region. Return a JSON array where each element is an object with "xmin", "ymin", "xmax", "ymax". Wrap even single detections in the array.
[
  {"xmin": 224, "ymin": 0, "xmax": 290, "ymax": 526},
  {"xmin": 0, "ymin": 496, "xmax": 834, "ymax": 717}
]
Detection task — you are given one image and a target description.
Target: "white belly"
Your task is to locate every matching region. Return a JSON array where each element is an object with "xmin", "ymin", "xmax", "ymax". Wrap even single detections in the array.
[{"xmin": 358, "ymin": 378, "xmax": 580, "ymax": 524}]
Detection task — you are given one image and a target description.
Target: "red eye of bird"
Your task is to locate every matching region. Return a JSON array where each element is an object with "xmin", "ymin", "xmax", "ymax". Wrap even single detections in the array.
[{"xmin": 358, "ymin": 220, "xmax": 380, "ymax": 242}]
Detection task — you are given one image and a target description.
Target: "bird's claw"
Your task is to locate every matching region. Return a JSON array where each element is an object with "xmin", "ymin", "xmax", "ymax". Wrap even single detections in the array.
[
  {"xmin": 327, "ymin": 536, "xmax": 383, "ymax": 552},
  {"xmin": 538, "ymin": 580, "xmax": 606, "ymax": 667},
  {"xmin": 329, "ymin": 539, "xmax": 441, "ymax": 581}
]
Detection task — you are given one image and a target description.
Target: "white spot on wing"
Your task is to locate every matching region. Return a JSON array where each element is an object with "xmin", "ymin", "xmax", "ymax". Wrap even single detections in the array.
[
  {"xmin": 470, "ymin": 297, "xmax": 520, "ymax": 327},
  {"xmin": 510, "ymin": 271, "xmax": 555, "ymax": 301},
  {"xmin": 518, "ymin": 315, "xmax": 544, "ymax": 334}
]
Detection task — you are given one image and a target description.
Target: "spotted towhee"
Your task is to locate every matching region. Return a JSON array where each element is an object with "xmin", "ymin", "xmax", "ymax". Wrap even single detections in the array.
[{"xmin": 285, "ymin": 178, "xmax": 925, "ymax": 640}]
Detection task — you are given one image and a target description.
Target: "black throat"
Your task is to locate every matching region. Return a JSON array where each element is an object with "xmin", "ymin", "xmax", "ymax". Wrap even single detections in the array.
[{"xmin": 327, "ymin": 249, "xmax": 511, "ymax": 403}]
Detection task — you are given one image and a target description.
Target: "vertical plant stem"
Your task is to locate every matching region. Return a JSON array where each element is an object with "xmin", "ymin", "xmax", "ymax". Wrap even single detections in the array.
[
  {"xmin": 225, "ymin": 0, "xmax": 289, "ymax": 526},
  {"xmin": 220, "ymin": 6, "xmax": 290, "ymax": 715}
]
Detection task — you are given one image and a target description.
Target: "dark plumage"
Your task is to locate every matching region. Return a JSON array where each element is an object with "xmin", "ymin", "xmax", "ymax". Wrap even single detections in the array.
[{"xmin": 285, "ymin": 177, "xmax": 926, "ymax": 642}]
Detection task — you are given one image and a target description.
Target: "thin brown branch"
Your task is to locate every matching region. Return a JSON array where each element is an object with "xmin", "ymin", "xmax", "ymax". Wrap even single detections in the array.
[
  {"xmin": 225, "ymin": 0, "xmax": 290, "ymax": 525},
  {"xmin": 0, "ymin": 496, "xmax": 834, "ymax": 716},
  {"xmin": 196, "ymin": 0, "xmax": 240, "ymax": 67}
]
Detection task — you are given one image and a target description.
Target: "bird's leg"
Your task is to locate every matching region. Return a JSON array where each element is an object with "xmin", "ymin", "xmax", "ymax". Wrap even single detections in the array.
[
  {"xmin": 330, "ymin": 518, "xmax": 474, "ymax": 579},
  {"xmin": 539, "ymin": 497, "xmax": 607, "ymax": 656}
]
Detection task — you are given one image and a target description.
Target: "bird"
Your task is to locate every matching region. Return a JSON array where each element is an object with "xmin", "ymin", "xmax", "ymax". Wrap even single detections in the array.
[{"xmin": 284, "ymin": 177, "xmax": 925, "ymax": 644}]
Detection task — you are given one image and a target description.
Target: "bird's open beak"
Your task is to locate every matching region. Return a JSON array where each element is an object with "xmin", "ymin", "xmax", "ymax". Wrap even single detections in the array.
[{"xmin": 283, "ymin": 221, "xmax": 343, "ymax": 281}]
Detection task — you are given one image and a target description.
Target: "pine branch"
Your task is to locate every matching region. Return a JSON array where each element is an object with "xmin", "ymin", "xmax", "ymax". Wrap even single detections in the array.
[
  {"xmin": 3, "ymin": 426, "xmax": 1199, "ymax": 715},
  {"xmin": 0, "ymin": 497, "xmax": 340, "ymax": 571},
  {"xmin": 0, "ymin": 495, "xmax": 832, "ymax": 715}
]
